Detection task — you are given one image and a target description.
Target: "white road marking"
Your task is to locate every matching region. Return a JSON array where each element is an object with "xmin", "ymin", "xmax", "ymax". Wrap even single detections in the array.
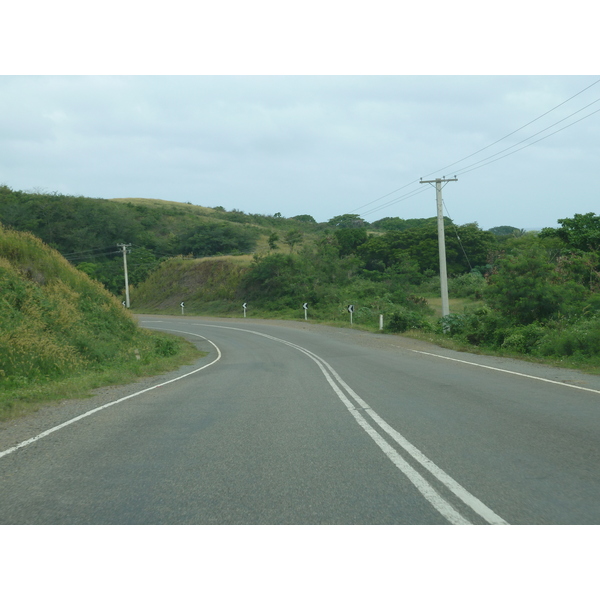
[
  {"xmin": 188, "ymin": 322, "xmax": 508, "ymax": 525},
  {"xmin": 2, "ymin": 319, "xmax": 509, "ymax": 525},
  {"xmin": 300, "ymin": 345, "xmax": 472, "ymax": 525},
  {"xmin": 0, "ymin": 331, "xmax": 221, "ymax": 460},
  {"xmin": 408, "ymin": 349, "xmax": 600, "ymax": 395}
]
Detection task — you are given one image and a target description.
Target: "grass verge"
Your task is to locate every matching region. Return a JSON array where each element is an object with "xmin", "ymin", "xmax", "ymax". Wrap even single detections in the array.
[
  {"xmin": 0, "ymin": 331, "xmax": 206, "ymax": 422},
  {"xmin": 401, "ymin": 328, "xmax": 600, "ymax": 376},
  {"xmin": 133, "ymin": 304, "xmax": 600, "ymax": 377}
]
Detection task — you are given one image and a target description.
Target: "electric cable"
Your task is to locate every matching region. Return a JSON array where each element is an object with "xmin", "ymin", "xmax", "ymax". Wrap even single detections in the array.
[
  {"xmin": 61, "ymin": 245, "xmax": 122, "ymax": 259},
  {"xmin": 451, "ymin": 105, "xmax": 600, "ymax": 177},
  {"xmin": 443, "ymin": 200, "xmax": 473, "ymax": 271},
  {"xmin": 449, "ymin": 97, "xmax": 600, "ymax": 178},
  {"xmin": 423, "ymin": 77, "xmax": 600, "ymax": 179},
  {"xmin": 352, "ymin": 78, "xmax": 600, "ymax": 220},
  {"xmin": 359, "ymin": 186, "xmax": 429, "ymax": 218}
]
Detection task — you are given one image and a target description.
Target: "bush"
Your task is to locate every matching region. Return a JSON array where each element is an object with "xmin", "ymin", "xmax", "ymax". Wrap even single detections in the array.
[
  {"xmin": 386, "ymin": 308, "xmax": 432, "ymax": 333},
  {"xmin": 438, "ymin": 312, "xmax": 469, "ymax": 336},
  {"xmin": 536, "ymin": 318, "xmax": 600, "ymax": 357},
  {"xmin": 154, "ymin": 336, "xmax": 179, "ymax": 357},
  {"xmin": 501, "ymin": 323, "xmax": 545, "ymax": 354},
  {"xmin": 448, "ymin": 272, "xmax": 487, "ymax": 299},
  {"xmin": 439, "ymin": 307, "xmax": 512, "ymax": 348}
]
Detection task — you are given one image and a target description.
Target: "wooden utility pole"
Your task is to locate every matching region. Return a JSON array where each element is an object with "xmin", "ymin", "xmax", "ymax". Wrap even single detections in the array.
[{"xmin": 419, "ymin": 177, "xmax": 457, "ymax": 318}]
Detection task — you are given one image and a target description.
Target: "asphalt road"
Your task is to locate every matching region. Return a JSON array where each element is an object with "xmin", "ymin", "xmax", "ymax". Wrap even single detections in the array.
[{"xmin": 1, "ymin": 315, "xmax": 599, "ymax": 524}]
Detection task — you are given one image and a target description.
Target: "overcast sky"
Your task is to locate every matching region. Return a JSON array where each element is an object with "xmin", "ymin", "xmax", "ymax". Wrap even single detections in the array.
[
  {"xmin": 2, "ymin": 74, "xmax": 599, "ymax": 232},
  {"xmin": 2, "ymin": 2, "xmax": 599, "ymax": 234}
]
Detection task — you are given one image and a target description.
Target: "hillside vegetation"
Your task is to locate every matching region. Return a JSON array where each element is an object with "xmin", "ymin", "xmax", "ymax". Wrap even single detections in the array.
[
  {"xmin": 0, "ymin": 186, "xmax": 325, "ymax": 296},
  {"xmin": 0, "ymin": 223, "xmax": 202, "ymax": 420},
  {"xmin": 4, "ymin": 185, "xmax": 600, "ymax": 371},
  {"xmin": 131, "ymin": 210, "xmax": 600, "ymax": 371}
]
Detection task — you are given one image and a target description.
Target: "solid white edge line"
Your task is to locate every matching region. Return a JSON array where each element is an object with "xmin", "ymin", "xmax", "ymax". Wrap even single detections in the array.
[
  {"xmin": 0, "ymin": 330, "xmax": 221, "ymax": 460},
  {"xmin": 409, "ymin": 349, "xmax": 600, "ymax": 395}
]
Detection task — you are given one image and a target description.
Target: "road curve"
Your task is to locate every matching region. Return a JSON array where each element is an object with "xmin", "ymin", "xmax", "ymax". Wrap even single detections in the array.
[{"xmin": 1, "ymin": 316, "xmax": 599, "ymax": 524}]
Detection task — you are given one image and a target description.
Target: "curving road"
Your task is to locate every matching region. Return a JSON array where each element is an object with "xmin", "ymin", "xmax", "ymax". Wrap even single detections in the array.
[{"xmin": 1, "ymin": 315, "xmax": 600, "ymax": 524}]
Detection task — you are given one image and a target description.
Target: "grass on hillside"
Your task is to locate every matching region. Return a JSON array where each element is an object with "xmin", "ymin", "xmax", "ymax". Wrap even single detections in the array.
[
  {"xmin": 0, "ymin": 224, "xmax": 206, "ymax": 421},
  {"xmin": 0, "ymin": 331, "xmax": 205, "ymax": 421},
  {"xmin": 109, "ymin": 197, "xmax": 218, "ymax": 216},
  {"xmin": 130, "ymin": 250, "xmax": 600, "ymax": 376}
]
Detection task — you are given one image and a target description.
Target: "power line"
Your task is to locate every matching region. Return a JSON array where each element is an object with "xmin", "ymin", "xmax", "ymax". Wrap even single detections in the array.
[
  {"xmin": 453, "ymin": 105, "xmax": 600, "ymax": 177},
  {"xmin": 443, "ymin": 200, "xmax": 472, "ymax": 271},
  {"xmin": 449, "ymin": 96, "xmax": 600, "ymax": 178},
  {"xmin": 423, "ymin": 78, "xmax": 600, "ymax": 179},
  {"xmin": 62, "ymin": 245, "xmax": 121, "ymax": 259},
  {"xmin": 349, "ymin": 179, "xmax": 421, "ymax": 214},
  {"xmin": 353, "ymin": 78, "xmax": 600, "ymax": 220},
  {"xmin": 65, "ymin": 250, "xmax": 122, "ymax": 262},
  {"xmin": 359, "ymin": 186, "xmax": 429, "ymax": 218}
]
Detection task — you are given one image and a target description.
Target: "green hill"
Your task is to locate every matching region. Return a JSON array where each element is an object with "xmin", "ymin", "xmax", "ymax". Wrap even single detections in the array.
[
  {"xmin": 131, "ymin": 256, "xmax": 248, "ymax": 314},
  {"xmin": 0, "ymin": 223, "xmax": 202, "ymax": 420},
  {"xmin": 0, "ymin": 186, "xmax": 323, "ymax": 296}
]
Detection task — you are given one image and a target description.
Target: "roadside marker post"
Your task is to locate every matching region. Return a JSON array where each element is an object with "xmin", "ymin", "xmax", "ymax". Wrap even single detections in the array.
[
  {"xmin": 348, "ymin": 304, "xmax": 354, "ymax": 325},
  {"xmin": 180, "ymin": 301, "xmax": 185, "ymax": 316},
  {"xmin": 243, "ymin": 302, "xmax": 247, "ymax": 318},
  {"xmin": 380, "ymin": 314, "xmax": 384, "ymax": 331},
  {"xmin": 303, "ymin": 303, "xmax": 308, "ymax": 321}
]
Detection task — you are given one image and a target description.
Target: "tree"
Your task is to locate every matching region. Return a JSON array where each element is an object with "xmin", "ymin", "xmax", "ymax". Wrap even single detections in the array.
[
  {"xmin": 240, "ymin": 253, "xmax": 312, "ymax": 307},
  {"xmin": 370, "ymin": 216, "xmax": 441, "ymax": 232},
  {"xmin": 334, "ymin": 227, "xmax": 368, "ymax": 257},
  {"xmin": 284, "ymin": 229, "xmax": 303, "ymax": 253},
  {"xmin": 291, "ymin": 214, "xmax": 316, "ymax": 223},
  {"xmin": 540, "ymin": 213, "xmax": 600, "ymax": 252},
  {"xmin": 485, "ymin": 245, "xmax": 588, "ymax": 325},
  {"xmin": 487, "ymin": 225, "xmax": 521, "ymax": 237},
  {"xmin": 327, "ymin": 214, "xmax": 367, "ymax": 228},
  {"xmin": 357, "ymin": 222, "xmax": 494, "ymax": 275},
  {"xmin": 178, "ymin": 222, "xmax": 259, "ymax": 256},
  {"xmin": 267, "ymin": 232, "xmax": 279, "ymax": 252}
]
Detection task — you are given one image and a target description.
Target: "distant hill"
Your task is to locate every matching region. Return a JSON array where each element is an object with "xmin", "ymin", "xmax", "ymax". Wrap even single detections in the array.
[
  {"xmin": 0, "ymin": 185, "xmax": 523, "ymax": 307},
  {"xmin": 0, "ymin": 186, "xmax": 323, "ymax": 296}
]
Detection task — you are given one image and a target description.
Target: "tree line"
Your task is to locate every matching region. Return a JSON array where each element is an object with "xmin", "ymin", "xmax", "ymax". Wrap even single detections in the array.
[{"xmin": 5, "ymin": 185, "xmax": 600, "ymax": 362}]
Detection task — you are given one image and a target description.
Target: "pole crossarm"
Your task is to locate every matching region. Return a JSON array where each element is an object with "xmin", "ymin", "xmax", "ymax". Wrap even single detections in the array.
[{"xmin": 420, "ymin": 177, "xmax": 458, "ymax": 184}]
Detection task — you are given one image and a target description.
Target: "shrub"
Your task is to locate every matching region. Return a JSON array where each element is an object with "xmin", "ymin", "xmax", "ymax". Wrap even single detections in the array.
[
  {"xmin": 448, "ymin": 272, "xmax": 487, "ymax": 299},
  {"xmin": 439, "ymin": 307, "xmax": 511, "ymax": 348},
  {"xmin": 501, "ymin": 323, "xmax": 545, "ymax": 354},
  {"xmin": 438, "ymin": 312, "xmax": 469, "ymax": 336},
  {"xmin": 536, "ymin": 318, "xmax": 600, "ymax": 357},
  {"xmin": 154, "ymin": 336, "xmax": 179, "ymax": 357},
  {"xmin": 386, "ymin": 307, "xmax": 432, "ymax": 333}
]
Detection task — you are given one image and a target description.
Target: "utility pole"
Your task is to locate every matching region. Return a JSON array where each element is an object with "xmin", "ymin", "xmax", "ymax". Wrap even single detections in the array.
[
  {"xmin": 117, "ymin": 244, "xmax": 132, "ymax": 308},
  {"xmin": 419, "ymin": 177, "xmax": 457, "ymax": 318}
]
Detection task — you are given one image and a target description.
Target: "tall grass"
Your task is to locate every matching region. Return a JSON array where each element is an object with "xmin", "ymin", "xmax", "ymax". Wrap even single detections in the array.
[
  {"xmin": 0, "ymin": 224, "xmax": 203, "ymax": 419},
  {"xmin": 130, "ymin": 257, "xmax": 248, "ymax": 310}
]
